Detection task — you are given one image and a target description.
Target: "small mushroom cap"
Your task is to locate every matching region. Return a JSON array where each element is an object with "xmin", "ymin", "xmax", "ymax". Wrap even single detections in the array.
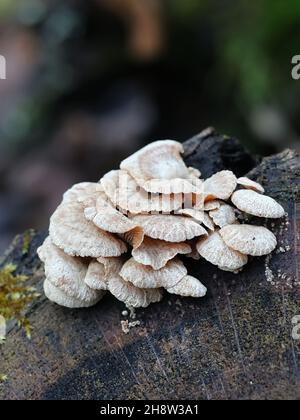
[
  {"xmin": 120, "ymin": 257, "xmax": 187, "ymax": 289},
  {"xmin": 108, "ymin": 276, "xmax": 163, "ymax": 308},
  {"xmin": 84, "ymin": 260, "xmax": 109, "ymax": 290},
  {"xmin": 231, "ymin": 189, "xmax": 285, "ymax": 218},
  {"xmin": 177, "ymin": 208, "xmax": 215, "ymax": 231},
  {"xmin": 204, "ymin": 170, "xmax": 237, "ymax": 201},
  {"xmin": 120, "ymin": 140, "xmax": 190, "ymax": 183},
  {"xmin": 83, "ymin": 193, "xmax": 144, "ymax": 248},
  {"xmin": 38, "ymin": 237, "xmax": 103, "ymax": 305},
  {"xmin": 196, "ymin": 232, "xmax": 248, "ymax": 271},
  {"xmin": 220, "ymin": 224, "xmax": 277, "ymax": 256},
  {"xmin": 101, "ymin": 170, "xmax": 183, "ymax": 214},
  {"xmin": 49, "ymin": 199, "xmax": 127, "ymax": 258},
  {"xmin": 209, "ymin": 204, "xmax": 237, "ymax": 228},
  {"xmin": 44, "ymin": 280, "xmax": 104, "ymax": 308},
  {"xmin": 166, "ymin": 275, "xmax": 207, "ymax": 298},
  {"xmin": 237, "ymin": 177, "xmax": 265, "ymax": 193},
  {"xmin": 203, "ymin": 200, "xmax": 222, "ymax": 211},
  {"xmin": 141, "ymin": 178, "xmax": 204, "ymax": 195},
  {"xmin": 63, "ymin": 182, "xmax": 102, "ymax": 203},
  {"xmin": 132, "ymin": 236, "xmax": 191, "ymax": 270},
  {"xmin": 188, "ymin": 167, "xmax": 201, "ymax": 178},
  {"xmin": 131, "ymin": 214, "xmax": 208, "ymax": 242}
]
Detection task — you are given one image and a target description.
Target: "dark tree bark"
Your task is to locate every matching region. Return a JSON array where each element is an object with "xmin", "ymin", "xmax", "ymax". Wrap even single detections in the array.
[{"xmin": 0, "ymin": 128, "xmax": 300, "ymax": 400}]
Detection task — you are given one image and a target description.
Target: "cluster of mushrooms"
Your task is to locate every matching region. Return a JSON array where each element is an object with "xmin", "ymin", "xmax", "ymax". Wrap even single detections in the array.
[{"xmin": 38, "ymin": 140, "xmax": 285, "ymax": 309}]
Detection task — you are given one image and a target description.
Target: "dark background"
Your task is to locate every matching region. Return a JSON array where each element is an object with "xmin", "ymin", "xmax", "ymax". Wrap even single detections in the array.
[{"xmin": 0, "ymin": 0, "xmax": 300, "ymax": 252}]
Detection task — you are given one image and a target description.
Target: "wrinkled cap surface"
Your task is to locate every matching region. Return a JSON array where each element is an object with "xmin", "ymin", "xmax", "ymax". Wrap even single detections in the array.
[
  {"xmin": 120, "ymin": 140, "xmax": 190, "ymax": 183},
  {"xmin": 220, "ymin": 224, "xmax": 277, "ymax": 256},
  {"xmin": 209, "ymin": 204, "xmax": 237, "ymax": 228},
  {"xmin": 166, "ymin": 275, "xmax": 207, "ymax": 298},
  {"xmin": 231, "ymin": 189, "xmax": 285, "ymax": 218},
  {"xmin": 120, "ymin": 257, "xmax": 187, "ymax": 289},
  {"xmin": 49, "ymin": 199, "xmax": 127, "ymax": 258},
  {"xmin": 196, "ymin": 231, "xmax": 248, "ymax": 271},
  {"xmin": 204, "ymin": 170, "xmax": 237, "ymax": 201},
  {"xmin": 237, "ymin": 177, "xmax": 265, "ymax": 193},
  {"xmin": 131, "ymin": 214, "xmax": 208, "ymax": 242},
  {"xmin": 38, "ymin": 237, "xmax": 103, "ymax": 305},
  {"xmin": 44, "ymin": 279, "xmax": 105, "ymax": 308},
  {"xmin": 63, "ymin": 182, "xmax": 102, "ymax": 204},
  {"xmin": 132, "ymin": 236, "xmax": 191, "ymax": 270},
  {"xmin": 101, "ymin": 169, "xmax": 183, "ymax": 214},
  {"xmin": 108, "ymin": 275, "xmax": 163, "ymax": 308},
  {"xmin": 177, "ymin": 208, "xmax": 215, "ymax": 231},
  {"xmin": 83, "ymin": 192, "xmax": 144, "ymax": 248}
]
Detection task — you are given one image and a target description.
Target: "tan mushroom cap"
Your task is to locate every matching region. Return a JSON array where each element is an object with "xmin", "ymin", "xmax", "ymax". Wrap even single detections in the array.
[
  {"xmin": 203, "ymin": 200, "xmax": 222, "ymax": 211},
  {"xmin": 101, "ymin": 169, "xmax": 183, "ymax": 214},
  {"xmin": 177, "ymin": 208, "xmax": 215, "ymax": 231},
  {"xmin": 44, "ymin": 280, "xmax": 104, "ymax": 309},
  {"xmin": 131, "ymin": 214, "xmax": 208, "ymax": 243},
  {"xmin": 83, "ymin": 192, "xmax": 144, "ymax": 248},
  {"xmin": 132, "ymin": 236, "xmax": 192, "ymax": 270},
  {"xmin": 166, "ymin": 275, "xmax": 207, "ymax": 298},
  {"xmin": 63, "ymin": 182, "xmax": 102, "ymax": 204},
  {"xmin": 237, "ymin": 177, "xmax": 265, "ymax": 193},
  {"xmin": 120, "ymin": 140, "xmax": 190, "ymax": 184},
  {"xmin": 38, "ymin": 237, "xmax": 103, "ymax": 306},
  {"xmin": 196, "ymin": 232, "xmax": 248, "ymax": 271},
  {"xmin": 84, "ymin": 260, "xmax": 109, "ymax": 290},
  {"xmin": 120, "ymin": 257, "xmax": 187, "ymax": 289},
  {"xmin": 49, "ymin": 199, "xmax": 127, "ymax": 258},
  {"xmin": 231, "ymin": 189, "xmax": 285, "ymax": 219},
  {"xmin": 108, "ymin": 276, "xmax": 163, "ymax": 308},
  {"xmin": 209, "ymin": 204, "xmax": 237, "ymax": 228},
  {"xmin": 140, "ymin": 177, "xmax": 204, "ymax": 195},
  {"xmin": 220, "ymin": 224, "xmax": 277, "ymax": 256},
  {"xmin": 204, "ymin": 170, "xmax": 237, "ymax": 201}
]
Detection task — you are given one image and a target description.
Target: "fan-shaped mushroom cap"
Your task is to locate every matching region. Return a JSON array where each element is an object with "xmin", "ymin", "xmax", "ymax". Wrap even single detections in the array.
[
  {"xmin": 231, "ymin": 189, "xmax": 285, "ymax": 218},
  {"xmin": 101, "ymin": 170, "xmax": 183, "ymax": 214},
  {"xmin": 196, "ymin": 232, "xmax": 248, "ymax": 271},
  {"xmin": 166, "ymin": 275, "xmax": 207, "ymax": 298},
  {"xmin": 177, "ymin": 208, "xmax": 215, "ymax": 231},
  {"xmin": 209, "ymin": 204, "xmax": 237, "ymax": 228},
  {"xmin": 84, "ymin": 260, "xmax": 109, "ymax": 290},
  {"xmin": 63, "ymin": 182, "xmax": 102, "ymax": 204},
  {"xmin": 120, "ymin": 140, "xmax": 190, "ymax": 184},
  {"xmin": 132, "ymin": 236, "xmax": 191, "ymax": 270},
  {"xmin": 44, "ymin": 280, "xmax": 103, "ymax": 308},
  {"xmin": 108, "ymin": 276, "xmax": 163, "ymax": 308},
  {"xmin": 204, "ymin": 170, "xmax": 237, "ymax": 201},
  {"xmin": 83, "ymin": 192, "xmax": 144, "ymax": 248},
  {"xmin": 49, "ymin": 199, "xmax": 127, "ymax": 258},
  {"xmin": 220, "ymin": 224, "xmax": 277, "ymax": 256},
  {"xmin": 38, "ymin": 238, "xmax": 103, "ymax": 306},
  {"xmin": 203, "ymin": 200, "xmax": 222, "ymax": 211},
  {"xmin": 237, "ymin": 177, "xmax": 265, "ymax": 193},
  {"xmin": 120, "ymin": 257, "xmax": 187, "ymax": 289},
  {"xmin": 140, "ymin": 178, "xmax": 204, "ymax": 195},
  {"xmin": 131, "ymin": 214, "xmax": 208, "ymax": 242}
]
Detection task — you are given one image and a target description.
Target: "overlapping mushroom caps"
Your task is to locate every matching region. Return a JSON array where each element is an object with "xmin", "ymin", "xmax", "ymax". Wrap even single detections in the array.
[{"xmin": 38, "ymin": 138, "xmax": 285, "ymax": 312}]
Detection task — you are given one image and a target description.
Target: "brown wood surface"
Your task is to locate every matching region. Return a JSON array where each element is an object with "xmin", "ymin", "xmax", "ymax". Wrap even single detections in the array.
[{"xmin": 0, "ymin": 129, "xmax": 300, "ymax": 400}]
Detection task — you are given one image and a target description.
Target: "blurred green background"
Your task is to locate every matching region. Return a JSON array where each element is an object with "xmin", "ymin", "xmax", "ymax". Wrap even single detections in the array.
[{"xmin": 0, "ymin": 0, "xmax": 299, "ymax": 251}]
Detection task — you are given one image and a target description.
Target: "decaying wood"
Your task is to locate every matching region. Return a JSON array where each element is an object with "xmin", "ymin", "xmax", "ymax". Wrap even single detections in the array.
[{"xmin": 0, "ymin": 128, "xmax": 300, "ymax": 400}]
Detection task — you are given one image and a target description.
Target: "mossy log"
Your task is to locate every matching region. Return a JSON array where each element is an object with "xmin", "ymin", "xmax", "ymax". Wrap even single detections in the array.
[{"xmin": 1, "ymin": 129, "xmax": 300, "ymax": 400}]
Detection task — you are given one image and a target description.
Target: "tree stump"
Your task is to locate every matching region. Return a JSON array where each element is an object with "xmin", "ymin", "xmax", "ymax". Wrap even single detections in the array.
[{"xmin": 0, "ymin": 128, "xmax": 300, "ymax": 400}]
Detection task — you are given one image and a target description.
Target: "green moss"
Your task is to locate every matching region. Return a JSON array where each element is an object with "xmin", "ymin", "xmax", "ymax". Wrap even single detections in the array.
[
  {"xmin": 22, "ymin": 229, "xmax": 35, "ymax": 255},
  {"xmin": 0, "ymin": 264, "xmax": 39, "ymax": 339}
]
